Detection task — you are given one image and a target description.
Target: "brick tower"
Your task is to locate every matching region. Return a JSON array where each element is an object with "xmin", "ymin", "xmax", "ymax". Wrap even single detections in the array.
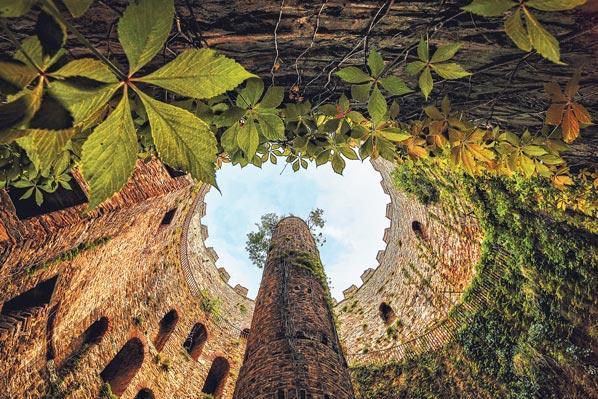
[{"xmin": 233, "ymin": 217, "xmax": 355, "ymax": 399}]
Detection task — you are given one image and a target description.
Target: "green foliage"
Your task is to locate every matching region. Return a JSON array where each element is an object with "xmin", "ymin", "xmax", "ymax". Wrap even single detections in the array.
[
  {"xmin": 98, "ymin": 383, "xmax": 118, "ymax": 399},
  {"xmin": 356, "ymin": 163, "xmax": 597, "ymax": 398},
  {"xmin": 199, "ymin": 290, "xmax": 223, "ymax": 322},
  {"xmin": 391, "ymin": 163, "xmax": 439, "ymax": 205},
  {"xmin": 245, "ymin": 209, "xmax": 326, "ymax": 269}
]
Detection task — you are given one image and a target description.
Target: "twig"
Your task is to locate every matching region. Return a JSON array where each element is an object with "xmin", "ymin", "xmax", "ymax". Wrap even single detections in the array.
[
  {"xmin": 0, "ymin": 19, "xmax": 42, "ymax": 73},
  {"xmin": 270, "ymin": 0, "xmax": 285, "ymax": 85},
  {"xmin": 294, "ymin": 0, "xmax": 327, "ymax": 86}
]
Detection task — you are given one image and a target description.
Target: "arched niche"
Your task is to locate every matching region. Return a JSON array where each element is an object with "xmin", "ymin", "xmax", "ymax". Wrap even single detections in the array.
[
  {"xmin": 379, "ymin": 302, "xmax": 396, "ymax": 325},
  {"xmin": 135, "ymin": 388, "xmax": 155, "ymax": 399},
  {"xmin": 183, "ymin": 322, "xmax": 208, "ymax": 361},
  {"xmin": 83, "ymin": 316, "xmax": 109, "ymax": 345},
  {"xmin": 100, "ymin": 337, "xmax": 145, "ymax": 396},
  {"xmin": 154, "ymin": 309, "xmax": 179, "ymax": 351},
  {"xmin": 201, "ymin": 356, "xmax": 230, "ymax": 398}
]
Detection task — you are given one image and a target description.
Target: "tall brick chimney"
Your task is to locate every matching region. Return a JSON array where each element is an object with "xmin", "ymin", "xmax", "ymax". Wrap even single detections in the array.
[{"xmin": 233, "ymin": 217, "xmax": 355, "ymax": 399}]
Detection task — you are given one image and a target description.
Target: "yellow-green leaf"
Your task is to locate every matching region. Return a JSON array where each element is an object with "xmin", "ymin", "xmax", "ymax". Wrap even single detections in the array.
[
  {"xmin": 419, "ymin": 67, "xmax": 433, "ymax": 100},
  {"xmin": 379, "ymin": 76, "xmax": 413, "ymax": 96},
  {"xmin": 0, "ymin": 60, "xmax": 38, "ymax": 89},
  {"xmin": 118, "ymin": 0, "xmax": 174, "ymax": 75},
  {"xmin": 138, "ymin": 48, "xmax": 256, "ymax": 99},
  {"xmin": 430, "ymin": 43, "xmax": 462, "ymax": 63},
  {"xmin": 526, "ymin": 0, "xmax": 586, "ymax": 11},
  {"xmin": 237, "ymin": 117, "xmax": 259, "ymax": 160},
  {"xmin": 367, "ymin": 85, "xmax": 387, "ymax": 124},
  {"xmin": 417, "ymin": 37, "xmax": 429, "ymax": 61},
  {"xmin": 49, "ymin": 81, "xmax": 121, "ymax": 125},
  {"xmin": 62, "ymin": 0, "xmax": 94, "ymax": 17},
  {"xmin": 335, "ymin": 66, "xmax": 371, "ymax": 84},
  {"xmin": 0, "ymin": 0, "xmax": 35, "ymax": 17},
  {"xmin": 505, "ymin": 8, "xmax": 532, "ymax": 52},
  {"xmin": 17, "ymin": 128, "xmax": 77, "ymax": 174},
  {"xmin": 256, "ymin": 111, "xmax": 285, "ymax": 140},
  {"xmin": 367, "ymin": 49, "xmax": 385, "ymax": 77},
  {"xmin": 462, "ymin": 0, "xmax": 516, "ymax": 16},
  {"xmin": 51, "ymin": 59, "xmax": 117, "ymax": 83},
  {"xmin": 0, "ymin": 81, "xmax": 43, "ymax": 132},
  {"xmin": 523, "ymin": 8, "xmax": 562, "ymax": 64},
  {"xmin": 430, "ymin": 62, "xmax": 471, "ymax": 79},
  {"xmin": 522, "ymin": 145, "xmax": 547, "ymax": 156},
  {"xmin": 380, "ymin": 128, "xmax": 410, "ymax": 142},
  {"xmin": 82, "ymin": 95, "xmax": 137, "ymax": 209},
  {"xmin": 137, "ymin": 90, "xmax": 218, "ymax": 186}
]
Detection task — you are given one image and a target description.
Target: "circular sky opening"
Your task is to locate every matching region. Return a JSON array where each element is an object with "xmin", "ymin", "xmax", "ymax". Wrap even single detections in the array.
[{"xmin": 203, "ymin": 160, "xmax": 390, "ymax": 301}]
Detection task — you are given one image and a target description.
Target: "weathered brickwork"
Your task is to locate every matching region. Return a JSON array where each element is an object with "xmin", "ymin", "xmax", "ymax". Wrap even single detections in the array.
[
  {"xmin": 0, "ymin": 159, "xmax": 253, "ymax": 399},
  {"xmin": 233, "ymin": 217, "xmax": 355, "ymax": 399},
  {"xmin": 334, "ymin": 159, "xmax": 482, "ymax": 364}
]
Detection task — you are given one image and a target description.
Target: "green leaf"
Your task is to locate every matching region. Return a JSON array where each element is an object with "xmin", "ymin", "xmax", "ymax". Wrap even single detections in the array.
[
  {"xmin": 405, "ymin": 61, "xmax": 426, "ymax": 76},
  {"xmin": 14, "ymin": 37, "xmax": 43, "ymax": 69},
  {"xmin": 17, "ymin": 129, "xmax": 76, "ymax": 174},
  {"xmin": 379, "ymin": 76, "xmax": 413, "ymax": 96},
  {"xmin": 137, "ymin": 90, "xmax": 218, "ymax": 186},
  {"xmin": 526, "ymin": 0, "xmax": 586, "ymax": 11},
  {"xmin": 505, "ymin": 8, "xmax": 532, "ymax": 52},
  {"xmin": 256, "ymin": 111, "xmax": 285, "ymax": 140},
  {"xmin": 367, "ymin": 85, "xmax": 387, "ymax": 124},
  {"xmin": 351, "ymin": 83, "xmax": 371, "ymax": 103},
  {"xmin": 62, "ymin": 0, "xmax": 94, "ymax": 17},
  {"xmin": 118, "ymin": 0, "xmax": 174, "ymax": 75},
  {"xmin": 0, "ymin": 0, "xmax": 35, "ymax": 17},
  {"xmin": 0, "ymin": 60, "xmax": 38, "ymax": 89},
  {"xmin": 82, "ymin": 95, "xmax": 137, "ymax": 209},
  {"xmin": 417, "ymin": 38, "xmax": 429, "ymax": 62},
  {"xmin": 430, "ymin": 63, "xmax": 471, "ymax": 79},
  {"xmin": 419, "ymin": 67, "xmax": 433, "ymax": 100},
  {"xmin": 339, "ymin": 146, "xmax": 358, "ymax": 160},
  {"xmin": 367, "ymin": 49, "xmax": 385, "ymax": 77},
  {"xmin": 522, "ymin": 145, "xmax": 547, "ymax": 156},
  {"xmin": 331, "ymin": 152, "xmax": 346, "ymax": 174},
  {"xmin": 380, "ymin": 127, "xmax": 410, "ymax": 142},
  {"xmin": 260, "ymin": 86, "xmax": 284, "ymax": 108},
  {"xmin": 49, "ymin": 81, "xmax": 121, "ymax": 125},
  {"xmin": 35, "ymin": 10, "xmax": 66, "ymax": 58},
  {"xmin": 237, "ymin": 78, "xmax": 264, "ymax": 108},
  {"xmin": 335, "ymin": 66, "xmax": 371, "ymax": 84},
  {"xmin": 523, "ymin": 8, "xmax": 562, "ymax": 64},
  {"xmin": 51, "ymin": 59, "xmax": 118, "ymax": 83},
  {"xmin": 237, "ymin": 118, "xmax": 259, "ymax": 160},
  {"xmin": 462, "ymin": 0, "xmax": 515, "ymax": 16},
  {"xmin": 138, "ymin": 48, "xmax": 255, "ymax": 99},
  {"xmin": 430, "ymin": 43, "xmax": 462, "ymax": 63}
]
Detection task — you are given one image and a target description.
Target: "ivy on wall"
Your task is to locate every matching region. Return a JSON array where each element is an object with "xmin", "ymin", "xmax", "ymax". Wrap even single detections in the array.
[{"xmin": 352, "ymin": 163, "xmax": 597, "ymax": 398}]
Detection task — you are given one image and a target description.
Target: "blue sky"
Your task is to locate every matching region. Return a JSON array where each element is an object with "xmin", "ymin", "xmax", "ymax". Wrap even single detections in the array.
[{"xmin": 203, "ymin": 159, "xmax": 390, "ymax": 301}]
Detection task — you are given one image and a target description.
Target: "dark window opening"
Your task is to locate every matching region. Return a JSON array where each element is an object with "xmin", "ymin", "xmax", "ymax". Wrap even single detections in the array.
[
  {"xmin": 8, "ymin": 176, "xmax": 87, "ymax": 220},
  {"xmin": 321, "ymin": 333, "xmax": 329, "ymax": 346},
  {"xmin": 183, "ymin": 323, "xmax": 208, "ymax": 361},
  {"xmin": 83, "ymin": 317, "xmax": 109, "ymax": 345},
  {"xmin": 154, "ymin": 309, "xmax": 179, "ymax": 352},
  {"xmin": 277, "ymin": 389, "xmax": 285, "ymax": 399},
  {"xmin": 299, "ymin": 390, "xmax": 306, "ymax": 399},
  {"xmin": 201, "ymin": 356, "xmax": 230, "ymax": 398},
  {"xmin": 324, "ymin": 395, "xmax": 331, "ymax": 399},
  {"xmin": 1, "ymin": 275, "xmax": 58, "ymax": 315},
  {"xmin": 164, "ymin": 164, "xmax": 187, "ymax": 178},
  {"xmin": 379, "ymin": 302, "xmax": 396, "ymax": 325},
  {"xmin": 411, "ymin": 220, "xmax": 424, "ymax": 236},
  {"xmin": 46, "ymin": 304, "xmax": 59, "ymax": 360},
  {"xmin": 240, "ymin": 328, "xmax": 250, "ymax": 339},
  {"xmin": 100, "ymin": 337, "xmax": 144, "ymax": 396},
  {"xmin": 135, "ymin": 388, "xmax": 155, "ymax": 399},
  {"xmin": 161, "ymin": 208, "xmax": 177, "ymax": 225}
]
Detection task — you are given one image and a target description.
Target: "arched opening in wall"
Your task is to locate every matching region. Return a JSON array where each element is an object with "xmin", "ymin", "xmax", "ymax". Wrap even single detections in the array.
[
  {"xmin": 240, "ymin": 328, "xmax": 250, "ymax": 339},
  {"xmin": 8, "ymin": 175, "xmax": 87, "ymax": 220},
  {"xmin": 379, "ymin": 302, "xmax": 396, "ymax": 325},
  {"xmin": 411, "ymin": 220, "xmax": 424, "ymax": 237},
  {"xmin": 161, "ymin": 208, "xmax": 177, "ymax": 225},
  {"xmin": 45, "ymin": 303, "xmax": 59, "ymax": 360},
  {"xmin": 201, "ymin": 356, "xmax": 230, "ymax": 398},
  {"xmin": 154, "ymin": 309, "xmax": 179, "ymax": 351},
  {"xmin": 183, "ymin": 323, "xmax": 208, "ymax": 361},
  {"xmin": 135, "ymin": 388, "xmax": 155, "ymax": 399},
  {"xmin": 1, "ymin": 275, "xmax": 58, "ymax": 315},
  {"xmin": 83, "ymin": 317, "xmax": 109, "ymax": 345},
  {"xmin": 100, "ymin": 337, "xmax": 144, "ymax": 396}
]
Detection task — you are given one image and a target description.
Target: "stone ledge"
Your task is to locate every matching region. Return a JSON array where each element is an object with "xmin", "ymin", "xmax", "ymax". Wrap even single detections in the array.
[
  {"xmin": 218, "ymin": 267, "xmax": 231, "ymax": 283},
  {"xmin": 233, "ymin": 284, "xmax": 249, "ymax": 297},
  {"xmin": 360, "ymin": 268, "xmax": 375, "ymax": 283}
]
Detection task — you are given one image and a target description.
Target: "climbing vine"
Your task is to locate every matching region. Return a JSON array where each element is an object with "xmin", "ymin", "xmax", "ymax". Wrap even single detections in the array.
[{"xmin": 0, "ymin": 0, "xmax": 594, "ymax": 210}]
